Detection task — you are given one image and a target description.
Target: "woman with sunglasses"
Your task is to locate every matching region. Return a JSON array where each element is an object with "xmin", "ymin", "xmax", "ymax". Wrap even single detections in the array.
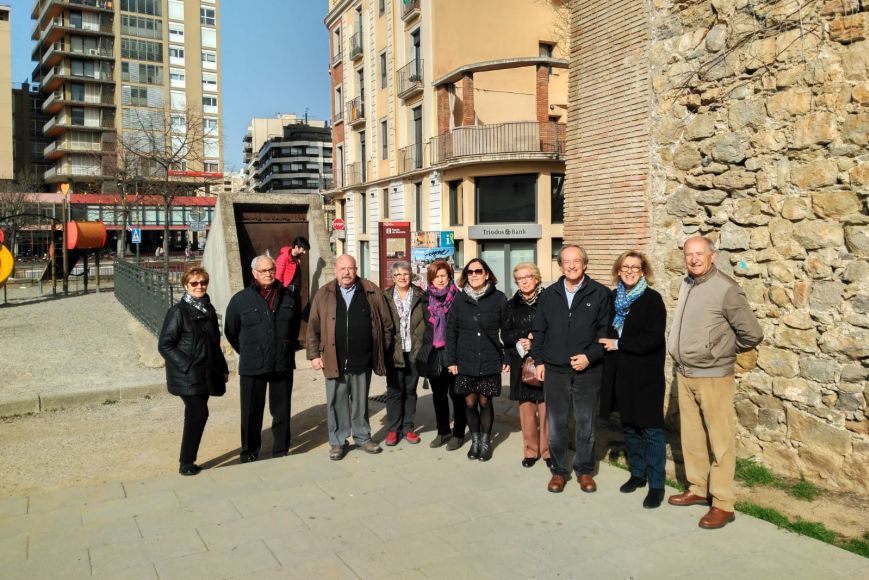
[
  {"xmin": 446, "ymin": 258, "xmax": 508, "ymax": 462},
  {"xmin": 598, "ymin": 251, "xmax": 667, "ymax": 508},
  {"xmin": 158, "ymin": 266, "xmax": 229, "ymax": 476}
]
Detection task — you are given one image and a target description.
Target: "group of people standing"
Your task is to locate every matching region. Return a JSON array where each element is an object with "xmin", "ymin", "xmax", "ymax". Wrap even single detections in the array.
[{"xmin": 158, "ymin": 234, "xmax": 762, "ymax": 530}]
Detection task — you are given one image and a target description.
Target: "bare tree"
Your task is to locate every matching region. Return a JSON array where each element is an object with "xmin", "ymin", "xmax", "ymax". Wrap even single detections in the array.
[
  {"xmin": 98, "ymin": 133, "xmax": 146, "ymax": 258},
  {"xmin": 0, "ymin": 170, "xmax": 41, "ymax": 263},
  {"xmin": 117, "ymin": 105, "xmax": 221, "ymax": 271}
]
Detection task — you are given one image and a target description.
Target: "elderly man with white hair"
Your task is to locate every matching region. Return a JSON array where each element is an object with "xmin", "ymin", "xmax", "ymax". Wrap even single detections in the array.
[{"xmin": 225, "ymin": 254, "xmax": 297, "ymax": 464}]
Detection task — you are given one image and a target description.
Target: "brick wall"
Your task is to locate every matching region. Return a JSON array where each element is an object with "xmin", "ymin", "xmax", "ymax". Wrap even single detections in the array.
[
  {"xmin": 564, "ymin": 0, "xmax": 651, "ymax": 280},
  {"xmin": 331, "ymin": 59, "xmax": 344, "ymax": 146}
]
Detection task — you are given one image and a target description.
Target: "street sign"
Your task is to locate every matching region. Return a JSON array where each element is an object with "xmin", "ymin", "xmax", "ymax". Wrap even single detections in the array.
[
  {"xmin": 131, "ymin": 228, "xmax": 142, "ymax": 244},
  {"xmin": 332, "ymin": 218, "xmax": 345, "ymax": 231},
  {"xmin": 190, "ymin": 222, "xmax": 207, "ymax": 232}
]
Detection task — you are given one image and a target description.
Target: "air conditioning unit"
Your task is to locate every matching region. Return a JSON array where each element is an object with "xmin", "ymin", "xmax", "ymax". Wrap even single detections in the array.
[{"xmin": 88, "ymin": 48, "xmax": 99, "ymax": 55}]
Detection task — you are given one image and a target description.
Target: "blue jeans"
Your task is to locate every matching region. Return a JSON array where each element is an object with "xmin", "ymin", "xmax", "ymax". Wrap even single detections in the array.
[
  {"xmin": 623, "ymin": 423, "xmax": 666, "ymax": 489},
  {"xmin": 544, "ymin": 366, "xmax": 601, "ymax": 477}
]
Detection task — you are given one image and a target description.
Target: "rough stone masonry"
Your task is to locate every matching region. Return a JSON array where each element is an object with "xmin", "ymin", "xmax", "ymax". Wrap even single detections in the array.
[{"xmin": 566, "ymin": 0, "xmax": 867, "ymax": 493}]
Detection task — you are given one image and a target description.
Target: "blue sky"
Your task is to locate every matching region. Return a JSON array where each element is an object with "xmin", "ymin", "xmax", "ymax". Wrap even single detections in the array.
[{"xmin": 4, "ymin": 0, "xmax": 330, "ymax": 172}]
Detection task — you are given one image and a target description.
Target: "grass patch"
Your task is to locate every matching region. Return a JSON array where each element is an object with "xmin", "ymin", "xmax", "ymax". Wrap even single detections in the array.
[
  {"xmin": 736, "ymin": 501, "xmax": 865, "ymax": 558},
  {"xmin": 789, "ymin": 477, "xmax": 822, "ymax": 501},
  {"xmin": 735, "ymin": 457, "xmax": 822, "ymax": 502},
  {"xmin": 102, "ymin": 399, "xmax": 118, "ymax": 405}
]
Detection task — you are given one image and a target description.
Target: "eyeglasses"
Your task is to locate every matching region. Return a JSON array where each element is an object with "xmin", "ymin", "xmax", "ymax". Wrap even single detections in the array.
[
  {"xmin": 620, "ymin": 265, "xmax": 642, "ymax": 273},
  {"xmin": 187, "ymin": 280, "xmax": 208, "ymax": 287},
  {"xmin": 255, "ymin": 268, "xmax": 276, "ymax": 274},
  {"xmin": 467, "ymin": 268, "xmax": 485, "ymax": 276},
  {"xmin": 515, "ymin": 274, "xmax": 535, "ymax": 282}
]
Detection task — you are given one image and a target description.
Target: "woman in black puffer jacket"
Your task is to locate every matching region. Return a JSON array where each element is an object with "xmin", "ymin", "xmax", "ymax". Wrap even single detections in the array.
[{"xmin": 158, "ymin": 266, "xmax": 228, "ymax": 476}]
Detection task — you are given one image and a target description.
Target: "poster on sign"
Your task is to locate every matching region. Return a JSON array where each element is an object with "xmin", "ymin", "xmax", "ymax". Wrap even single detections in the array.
[
  {"xmin": 377, "ymin": 221, "xmax": 411, "ymax": 289},
  {"xmin": 410, "ymin": 230, "xmax": 455, "ymax": 288}
]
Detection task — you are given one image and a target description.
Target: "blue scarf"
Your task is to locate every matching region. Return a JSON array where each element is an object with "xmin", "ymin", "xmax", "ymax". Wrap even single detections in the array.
[{"xmin": 613, "ymin": 277, "xmax": 647, "ymax": 336}]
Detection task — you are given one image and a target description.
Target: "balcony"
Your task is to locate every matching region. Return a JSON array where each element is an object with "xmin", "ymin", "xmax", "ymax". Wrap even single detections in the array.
[
  {"xmin": 332, "ymin": 49, "xmax": 342, "ymax": 67},
  {"xmin": 350, "ymin": 31, "xmax": 363, "ymax": 61},
  {"xmin": 397, "ymin": 59, "xmax": 424, "ymax": 100},
  {"xmin": 345, "ymin": 162, "xmax": 363, "ymax": 187},
  {"xmin": 44, "ymin": 161, "xmax": 103, "ymax": 183},
  {"xmin": 34, "ymin": 0, "xmax": 115, "ymax": 32},
  {"xmin": 401, "ymin": 0, "xmax": 420, "ymax": 22},
  {"xmin": 334, "ymin": 106, "xmax": 344, "ymax": 125},
  {"xmin": 42, "ymin": 65, "xmax": 114, "ymax": 92},
  {"xmin": 43, "ymin": 137, "xmax": 104, "ymax": 159},
  {"xmin": 430, "ymin": 121, "xmax": 566, "ymax": 166},
  {"xmin": 42, "ymin": 89, "xmax": 114, "ymax": 113},
  {"xmin": 43, "ymin": 113, "xmax": 115, "ymax": 136},
  {"xmin": 347, "ymin": 97, "xmax": 365, "ymax": 128},
  {"xmin": 398, "ymin": 143, "xmax": 424, "ymax": 174}
]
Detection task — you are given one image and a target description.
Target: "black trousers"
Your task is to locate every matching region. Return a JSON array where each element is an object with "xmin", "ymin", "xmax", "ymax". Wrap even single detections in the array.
[
  {"xmin": 179, "ymin": 394, "xmax": 209, "ymax": 465},
  {"xmin": 385, "ymin": 353, "xmax": 420, "ymax": 432},
  {"xmin": 288, "ymin": 285, "xmax": 302, "ymax": 348},
  {"xmin": 240, "ymin": 372, "xmax": 293, "ymax": 457},
  {"xmin": 545, "ymin": 366, "xmax": 602, "ymax": 477},
  {"xmin": 430, "ymin": 373, "xmax": 466, "ymax": 438}
]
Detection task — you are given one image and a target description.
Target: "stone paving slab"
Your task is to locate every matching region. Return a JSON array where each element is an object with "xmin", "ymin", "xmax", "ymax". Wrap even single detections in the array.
[{"xmin": 1, "ymin": 411, "xmax": 867, "ymax": 579}]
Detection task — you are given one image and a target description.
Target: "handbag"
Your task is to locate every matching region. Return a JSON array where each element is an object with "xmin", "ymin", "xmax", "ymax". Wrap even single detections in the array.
[{"xmin": 520, "ymin": 356, "xmax": 543, "ymax": 388}]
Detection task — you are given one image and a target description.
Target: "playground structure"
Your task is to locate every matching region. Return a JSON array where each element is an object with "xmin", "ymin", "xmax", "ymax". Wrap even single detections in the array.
[
  {"xmin": 0, "ymin": 229, "xmax": 12, "ymax": 287},
  {"xmin": 39, "ymin": 220, "xmax": 108, "ymax": 295}
]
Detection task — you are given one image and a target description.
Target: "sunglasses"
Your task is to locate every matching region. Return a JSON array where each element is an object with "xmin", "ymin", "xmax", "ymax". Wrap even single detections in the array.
[
  {"xmin": 467, "ymin": 268, "xmax": 485, "ymax": 276},
  {"xmin": 188, "ymin": 280, "xmax": 208, "ymax": 287}
]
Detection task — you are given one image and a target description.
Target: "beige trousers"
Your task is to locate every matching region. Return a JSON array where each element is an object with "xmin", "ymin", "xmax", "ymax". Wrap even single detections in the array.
[
  {"xmin": 677, "ymin": 373, "xmax": 737, "ymax": 512},
  {"xmin": 518, "ymin": 401, "xmax": 549, "ymax": 460}
]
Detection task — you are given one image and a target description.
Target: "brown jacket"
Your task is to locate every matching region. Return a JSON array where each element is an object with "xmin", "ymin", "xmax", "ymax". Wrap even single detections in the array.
[{"xmin": 306, "ymin": 277, "xmax": 393, "ymax": 379}]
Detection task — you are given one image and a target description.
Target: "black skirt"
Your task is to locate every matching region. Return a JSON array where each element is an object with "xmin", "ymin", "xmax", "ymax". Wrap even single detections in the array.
[{"xmin": 454, "ymin": 374, "xmax": 502, "ymax": 397}]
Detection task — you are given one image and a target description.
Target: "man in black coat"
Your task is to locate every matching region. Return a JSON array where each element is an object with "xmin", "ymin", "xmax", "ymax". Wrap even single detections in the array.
[
  {"xmin": 530, "ymin": 244, "xmax": 612, "ymax": 494},
  {"xmin": 225, "ymin": 255, "xmax": 296, "ymax": 463}
]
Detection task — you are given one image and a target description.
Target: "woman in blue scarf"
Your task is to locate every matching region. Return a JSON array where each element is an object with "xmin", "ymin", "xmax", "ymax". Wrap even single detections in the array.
[{"xmin": 599, "ymin": 251, "xmax": 667, "ymax": 508}]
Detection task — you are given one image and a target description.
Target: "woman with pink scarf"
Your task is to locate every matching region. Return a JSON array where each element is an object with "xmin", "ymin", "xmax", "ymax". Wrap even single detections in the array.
[{"xmin": 416, "ymin": 260, "xmax": 467, "ymax": 451}]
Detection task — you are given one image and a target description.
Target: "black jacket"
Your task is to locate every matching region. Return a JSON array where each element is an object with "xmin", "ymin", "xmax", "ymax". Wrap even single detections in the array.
[
  {"xmin": 600, "ymin": 288, "xmax": 667, "ymax": 428},
  {"xmin": 502, "ymin": 291, "xmax": 540, "ymax": 400},
  {"xmin": 224, "ymin": 281, "xmax": 296, "ymax": 376},
  {"xmin": 445, "ymin": 285, "xmax": 507, "ymax": 377},
  {"xmin": 530, "ymin": 276, "xmax": 612, "ymax": 371},
  {"xmin": 158, "ymin": 299, "xmax": 229, "ymax": 396}
]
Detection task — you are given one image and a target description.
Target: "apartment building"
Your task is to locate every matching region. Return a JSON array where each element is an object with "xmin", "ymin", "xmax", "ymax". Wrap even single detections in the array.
[
  {"xmin": 324, "ymin": 0, "xmax": 568, "ymax": 292},
  {"xmin": 218, "ymin": 169, "xmax": 243, "ymax": 194},
  {"xmin": 30, "ymin": 0, "xmax": 223, "ymax": 188},
  {"xmin": 11, "ymin": 82, "xmax": 52, "ymax": 185},
  {"xmin": 242, "ymin": 113, "xmax": 328, "ymax": 190},
  {"xmin": 0, "ymin": 5, "xmax": 12, "ymax": 181},
  {"xmin": 251, "ymin": 122, "xmax": 333, "ymax": 194}
]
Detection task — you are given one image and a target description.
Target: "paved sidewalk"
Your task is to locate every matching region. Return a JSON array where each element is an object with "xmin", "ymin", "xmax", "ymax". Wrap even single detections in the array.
[{"xmin": 1, "ymin": 400, "xmax": 866, "ymax": 580}]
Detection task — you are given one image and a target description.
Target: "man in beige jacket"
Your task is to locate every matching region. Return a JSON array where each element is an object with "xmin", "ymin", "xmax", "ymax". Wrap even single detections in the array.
[{"xmin": 667, "ymin": 236, "xmax": 763, "ymax": 529}]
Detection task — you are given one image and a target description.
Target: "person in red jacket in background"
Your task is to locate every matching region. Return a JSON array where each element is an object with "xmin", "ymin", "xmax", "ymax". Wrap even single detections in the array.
[{"xmin": 275, "ymin": 236, "xmax": 310, "ymax": 350}]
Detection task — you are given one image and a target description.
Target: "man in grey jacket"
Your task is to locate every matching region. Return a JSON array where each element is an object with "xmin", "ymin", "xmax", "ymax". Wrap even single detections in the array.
[{"xmin": 667, "ymin": 236, "xmax": 763, "ymax": 529}]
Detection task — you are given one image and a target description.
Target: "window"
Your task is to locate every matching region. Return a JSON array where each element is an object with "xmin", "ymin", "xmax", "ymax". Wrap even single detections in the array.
[
  {"xmin": 204, "ymin": 138, "xmax": 219, "ymax": 159},
  {"xmin": 70, "ymin": 83, "xmax": 85, "ymax": 102},
  {"xmin": 122, "ymin": 62, "xmax": 162, "ymax": 85},
  {"xmin": 70, "ymin": 107, "xmax": 85, "ymax": 126},
  {"xmin": 414, "ymin": 182, "xmax": 423, "ymax": 230},
  {"xmin": 170, "ymin": 90, "xmax": 186, "ymax": 110},
  {"xmin": 539, "ymin": 43, "xmax": 554, "ymax": 76},
  {"xmin": 202, "ymin": 50, "xmax": 217, "ymax": 70},
  {"xmin": 202, "ymin": 72, "xmax": 218, "ymax": 93},
  {"xmin": 551, "ymin": 238, "xmax": 563, "ymax": 261},
  {"xmin": 336, "ymin": 144, "xmax": 344, "ymax": 186},
  {"xmin": 169, "ymin": 68, "xmax": 185, "ymax": 88},
  {"xmin": 476, "ymin": 174, "xmax": 537, "ymax": 223},
  {"xmin": 120, "ymin": 15, "xmax": 162, "ymax": 39},
  {"xmin": 203, "ymin": 118, "xmax": 218, "ymax": 136},
  {"xmin": 380, "ymin": 119, "xmax": 388, "ymax": 159},
  {"xmin": 204, "ymin": 162, "xmax": 219, "ymax": 173},
  {"xmin": 200, "ymin": 7, "xmax": 216, "ymax": 25},
  {"xmin": 121, "ymin": 0, "xmax": 162, "ymax": 16},
  {"xmin": 168, "ymin": 22, "xmax": 184, "ymax": 42},
  {"xmin": 359, "ymin": 241, "xmax": 369, "ymax": 279},
  {"xmin": 69, "ymin": 11, "xmax": 82, "ymax": 29},
  {"xmin": 168, "ymin": 0, "xmax": 184, "ymax": 20},
  {"xmin": 201, "ymin": 27, "xmax": 217, "ymax": 48},
  {"xmin": 381, "ymin": 188, "xmax": 389, "ymax": 219},
  {"xmin": 332, "ymin": 27, "xmax": 341, "ymax": 61},
  {"xmin": 203, "ymin": 96, "xmax": 218, "ymax": 113},
  {"xmin": 170, "ymin": 114, "xmax": 186, "ymax": 132},
  {"xmin": 448, "ymin": 180, "xmax": 462, "ymax": 226},
  {"xmin": 379, "ymin": 0, "xmax": 385, "ymax": 15},
  {"xmin": 334, "ymin": 84, "xmax": 342, "ymax": 121},
  {"xmin": 360, "ymin": 191, "xmax": 367, "ymax": 234},
  {"xmin": 379, "ymin": 51, "xmax": 387, "ymax": 88},
  {"xmin": 120, "ymin": 38, "xmax": 163, "ymax": 62},
  {"xmin": 551, "ymin": 173, "xmax": 564, "ymax": 224},
  {"xmin": 169, "ymin": 46, "xmax": 185, "ymax": 65}
]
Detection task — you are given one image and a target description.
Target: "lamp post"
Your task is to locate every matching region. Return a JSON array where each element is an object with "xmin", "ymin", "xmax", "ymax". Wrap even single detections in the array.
[{"xmin": 60, "ymin": 183, "xmax": 70, "ymax": 296}]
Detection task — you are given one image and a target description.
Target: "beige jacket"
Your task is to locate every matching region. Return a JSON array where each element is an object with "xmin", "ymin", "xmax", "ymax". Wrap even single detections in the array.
[{"xmin": 667, "ymin": 266, "xmax": 763, "ymax": 377}]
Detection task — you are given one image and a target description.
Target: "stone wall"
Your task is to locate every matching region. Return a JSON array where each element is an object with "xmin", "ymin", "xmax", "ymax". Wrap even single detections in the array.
[{"xmin": 647, "ymin": 0, "xmax": 868, "ymax": 492}]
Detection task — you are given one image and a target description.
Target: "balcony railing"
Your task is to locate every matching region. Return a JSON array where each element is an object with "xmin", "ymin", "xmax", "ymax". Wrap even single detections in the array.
[
  {"xmin": 345, "ymin": 162, "xmax": 363, "ymax": 187},
  {"xmin": 397, "ymin": 59, "xmax": 423, "ymax": 99},
  {"xmin": 350, "ymin": 31, "xmax": 363, "ymax": 60},
  {"xmin": 331, "ymin": 49, "xmax": 342, "ymax": 66},
  {"xmin": 347, "ymin": 96, "xmax": 365, "ymax": 126},
  {"xmin": 334, "ymin": 106, "xmax": 344, "ymax": 124},
  {"xmin": 430, "ymin": 122, "xmax": 566, "ymax": 165},
  {"xmin": 398, "ymin": 143, "xmax": 424, "ymax": 174},
  {"xmin": 402, "ymin": 0, "xmax": 420, "ymax": 21}
]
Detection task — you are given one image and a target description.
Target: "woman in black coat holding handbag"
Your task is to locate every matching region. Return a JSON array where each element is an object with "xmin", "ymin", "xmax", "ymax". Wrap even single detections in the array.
[
  {"xmin": 502, "ymin": 262, "xmax": 549, "ymax": 468},
  {"xmin": 158, "ymin": 266, "xmax": 229, "ymax": 476},
  {"xmin": 599, "ymin": 251, "xmax": 667, "ymax": 508},
  {"xmin": 446, "ymin": 258, "xmax": 508, "ymax": 462}
]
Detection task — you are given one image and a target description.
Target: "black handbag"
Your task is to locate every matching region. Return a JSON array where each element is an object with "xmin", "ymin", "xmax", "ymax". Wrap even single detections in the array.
[{"xmin": 417, "ymin": 345, "xmax": 447, "ymax": 378}]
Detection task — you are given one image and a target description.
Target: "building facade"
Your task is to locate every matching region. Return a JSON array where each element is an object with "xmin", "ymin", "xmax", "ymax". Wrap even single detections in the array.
[
  {"xmin": 218, "ymin": 169, "xmax": 244, "ymax": 194},
  {"xmin": 11, "ymin": 82, "xmax": 52, "ymax": 186},
  {"xmin": 29, "ymin": 0, "xmax": 223, "ymax": 188},
  {"xmin": 324, "ymin": 0, "xmax": 568, "ymax": 294},
  {"xmin": 251, "ymin": 122, "xmax": 333, "ymax": 194},
  {"xmin": 0, "ymin": 5, "xmax": 12, "ymax": 181},
  {"xmin": 242, "ymin": 114, "xmax": 328, "ymax": 190}
]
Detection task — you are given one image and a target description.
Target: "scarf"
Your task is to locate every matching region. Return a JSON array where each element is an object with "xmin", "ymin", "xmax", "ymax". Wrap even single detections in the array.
[
  {"xmin": 255, "ymin": 282, "xmax": 278, "ymax": 312},
  {"xmin": 463, "ymin": 283, "xmax": 489, "ymax": 302},
  {"xmin": 393, "ymin": 286, "xmax": 414, "ymax": 353},
  {"xmin": 426, "ymin": 281, "xmax": 458, "ymax": 348},
  {"xmin": 613, "ymin": 277, "xmax": 647, "ymax": 337},
  {"xmin": 182, "ymin": 292, "xmax": 211, "ymax": 317},
  {"xmin": 517, "ymin": 285, "xmax": 543, "ymax": 307}
]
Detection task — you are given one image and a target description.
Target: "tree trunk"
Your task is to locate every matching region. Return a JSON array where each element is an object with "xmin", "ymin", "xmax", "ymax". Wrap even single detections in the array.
[{"xmin": 163, "ymin": 201, "xmax": 170, "ymax": 273}]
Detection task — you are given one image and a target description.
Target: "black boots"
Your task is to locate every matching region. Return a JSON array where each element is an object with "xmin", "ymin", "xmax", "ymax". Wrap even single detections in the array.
[
  {"xmin": 478, "ymin": 433, "xmax": 493, "ymax": 462},
  {"xmin": 620, "ymin": 475, "xmax": 647, "ymax": 493},
  {"xmin": 467, "ymin": 433, "xmax": 481, "ymax": 460},
  {"xmin": 644, "ymin": 488, "xmax": 665, "ymax": 509}
]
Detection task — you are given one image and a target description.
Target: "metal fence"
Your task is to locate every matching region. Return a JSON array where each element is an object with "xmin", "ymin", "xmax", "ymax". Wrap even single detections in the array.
[
  {"xmin": 430, "ymin": 121, "xmax": 566, "ymax": 165},
  {"xmin": 114, "ymin": 259, "xmax": 178, "ymax": 335}
]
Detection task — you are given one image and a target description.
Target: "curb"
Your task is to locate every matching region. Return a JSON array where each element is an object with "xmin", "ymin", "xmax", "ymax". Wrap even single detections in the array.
[{"xmin": 0, "ymin": 382, "xmax": 166, "ymax": 419}]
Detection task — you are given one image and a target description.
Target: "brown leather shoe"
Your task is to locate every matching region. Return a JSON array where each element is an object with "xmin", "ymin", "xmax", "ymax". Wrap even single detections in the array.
[
  {"xmin": 699, "ymin": 507, "xmax": 735, "ymax": 529},
  {"xmin": 578, "ymin": 474, "xmax": 597, "ymax": 493},
  {"xmin": 667, "ymin": 490, "xmax": 710, "ymax": 506},
  {"xmin": 547, "ymin": 474, "xmax": 567, "ymax": 493}
]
